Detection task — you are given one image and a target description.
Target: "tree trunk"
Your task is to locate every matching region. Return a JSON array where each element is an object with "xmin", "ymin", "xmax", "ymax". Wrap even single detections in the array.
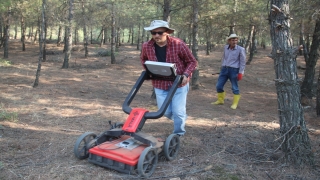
[
  {"xmin": 49, "ymin": 27, "xmax": 52, "ymax": 41},
  {"xmin": 100, "ymin": 28, "xmax": 104, "ymax": 47},
  {"xmin": 74, "ymin": 27, "xmax": 77, "ymax": 45},
  {"xmin": 57, "ymin": 25, "xmax": 62, "ymax": 46},
  {"xmin": 14, "ymin": 24, "xmax": 17, "ymax": 39},
  {"xmin": 62, "ymin": 0, "xmax": 73, "ymax": 69},
  {"xmin": 42, "ymin": 10, "xmax": 47, "ymax": 62},
  {"xmin": 246, "ymin": 27, "xmax": 256, "ymax": 65},
  {"xmin": 0, "ymin": 22, "xmax": 3, "ymax": 48},
  {"xmin": 206, "ymin": 40, "xmax": 210, "ymax": 55},
  {"xmin": 105, "ymin": 28, "xmax": 107, "ymax": 43},
  {"xmin": 28, "ymin": 25, "xmax": 33, "ymax": 40},
  {"xmin": 163, "ymin": 0, "xmax": 171, "ymax": 23},
  {"xmin": 188, "ymin": 24, "xmax": 192, "ymax": 49},
  {"xmin": 3, "ymin": 8, "xmax": 10, "ymax": 59},
  {"xmin": 81, "ymin": 1, "xmax": 88, "ymax": 58},
  {"xmin": 122, "ymin": 31, "xmax": 124, "ymax": 43},
  {"xmin": 131, "ymin": 26, "xmax": 134, "ymax": 45},
  {"xmin": 191, "ymin": 0, "xmax": 199, "ymax": 90},
  {"xmin": 83, "ymin": 26, "xmax": 88, "ymax": 57},
  {"xmin": 146, "ymin": 33, "xmax": 150, "ymax": 42},
  {"xmin": 244, "ymin": 24, "xmax": 254, "ymax": 53},
  {"xmin": 306, "ymin": 33, "xmax": 310, "ymax": 53},
  {"xmin": 301, "ymin": 23, "xmax": 309, "ymax": 62},
  {"xmin": 228, "ymin": 0, "xmax": 238, "ymax": 35},
  {"xmin": 21, "ymin": 16, "xmax": 26, "ymax": 51},
  {"xmin": 204, "ymin": 19, "xmax": 211, "ymax": 56},
  {"xmin": 90, "ymin": 27, "xmax": 93, "ymax": 44},
  {"xmin": 34, "ymin": 17, "xmax": 39, "ymax": 44},
  {"xmin": 63, "ymin": 27, "xmax": 67, "ymax": 53},
  {"xmin": 141, "ymin": 21, "xmax": 145, "ymax": 45},
  {"xmin": 128, "ymin": 27, "xmax": 131, "ymax": 43},
  {"xmin": 269, "ymin": 0, "xmax": 313, "ymax": 165},
  {"xmin": 117, "ymin": 27, "xmax": 121, "ymax": 47},
  {"xmin": 299, "ymin": 21, "xmax": 305, "ymax": 56},
  {"xmin": 301, "ymin": 18, "xmax": 320, "ymax": 100},
  {"xmin": 136, "ymin": 22, "xmax": 140, "ymax": 50},
  {"xmin": 229, "ymin": 25, "xmax": 235, "ymax": 35},
  {"xmin": 317, "ymin": 69, "xmax": 320, "ymax": 116},
  {"xmin": 33, "ymin": 0, "xmax": 46, "ymax": 88},
  {"xmin": 110, "ymin": 2, "xmax": 116, "ymax": 64}
]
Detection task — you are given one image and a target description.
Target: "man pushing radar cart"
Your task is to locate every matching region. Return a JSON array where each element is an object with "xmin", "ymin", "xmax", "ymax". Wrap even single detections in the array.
[{"xmin": 73, "ymin": 61, "xmax": 182, "ymax": 178}]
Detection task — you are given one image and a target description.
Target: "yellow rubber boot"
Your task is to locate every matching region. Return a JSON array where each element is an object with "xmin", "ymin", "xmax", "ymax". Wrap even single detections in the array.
[
  {"xmin": 231, "ymin": 94, "xmax": 241, "ymax": 109},
  {"xmin": 212, "ymin": 92, "xmax": 225, "ymax": 105}
]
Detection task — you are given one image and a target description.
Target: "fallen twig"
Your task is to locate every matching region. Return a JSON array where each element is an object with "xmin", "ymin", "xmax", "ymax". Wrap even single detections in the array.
[
  {"xmin": 265, "ymin": 171, "xmax": 274, "ymax": 180},
  {"xmin": 273, "ymin": 126, "xmax": 295, "ymax": 152},
  {"xmin": 60, "ymin": 129, "xmax": 83, "ymax": 133}
]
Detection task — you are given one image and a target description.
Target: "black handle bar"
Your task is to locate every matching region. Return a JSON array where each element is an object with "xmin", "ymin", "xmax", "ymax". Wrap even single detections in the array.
[{"xmin": 122, "ymin": 71, "xmax": 182, "ymax": 119}]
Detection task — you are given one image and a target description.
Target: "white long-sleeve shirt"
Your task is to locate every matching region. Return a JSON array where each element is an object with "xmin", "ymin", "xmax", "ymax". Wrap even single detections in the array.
[{"xmin": 221, "ymin": 45, "xmax": 246, "ymax": 74}]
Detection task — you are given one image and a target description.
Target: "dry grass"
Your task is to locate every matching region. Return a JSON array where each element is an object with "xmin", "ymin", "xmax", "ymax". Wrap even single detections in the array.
[{"xmin": 0, "ymin": 40, "xmax": 319, "ymax": 180}]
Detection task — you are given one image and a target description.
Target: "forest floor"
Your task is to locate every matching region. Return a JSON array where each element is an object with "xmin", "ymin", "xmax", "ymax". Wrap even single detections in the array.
[{"xmin": 0, "ymin": 40, "xmax": 320, "ymax": 180}]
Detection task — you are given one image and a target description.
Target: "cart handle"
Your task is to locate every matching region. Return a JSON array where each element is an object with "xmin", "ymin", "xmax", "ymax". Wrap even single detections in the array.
[{"xmin": 122, "ymin": 71, "xmax": 182, "ymax": 119}]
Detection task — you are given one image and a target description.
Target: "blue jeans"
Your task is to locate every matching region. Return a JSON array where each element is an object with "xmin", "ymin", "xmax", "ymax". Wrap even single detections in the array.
[
  {"xmin": 216, "ymin": 67, "xmax": 240, "ymax": 94},
  {"xmin": 154, "ymin": 83, "xmax": 189, "ymax": 136}
]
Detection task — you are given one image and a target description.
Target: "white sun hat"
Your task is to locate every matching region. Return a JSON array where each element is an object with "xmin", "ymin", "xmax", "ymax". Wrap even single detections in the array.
[
  {"xmin": 144, "ymin": 20, "xmax": 175, "ymax": 34},
  {"xmin": 226, "ymin": 34, "xmax": 239, "ymax": 40}
]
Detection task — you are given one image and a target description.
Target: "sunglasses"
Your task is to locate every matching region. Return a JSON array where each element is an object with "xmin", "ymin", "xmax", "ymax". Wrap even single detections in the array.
[{"xmin": 150, "ymin": 31, "xmax": 166, "ymax": 35}]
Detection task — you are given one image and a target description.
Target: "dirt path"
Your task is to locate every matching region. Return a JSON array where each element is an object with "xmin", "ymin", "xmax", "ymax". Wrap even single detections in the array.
[{"xmin": 0, "ymin": 40, "xmax": 319, "ymax": 179}]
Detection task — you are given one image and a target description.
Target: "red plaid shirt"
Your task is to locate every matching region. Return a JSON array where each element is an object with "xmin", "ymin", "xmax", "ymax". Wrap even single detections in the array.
[{"xmin": 141, "ymin": 36, "xmax": 197, "ymax": 90}]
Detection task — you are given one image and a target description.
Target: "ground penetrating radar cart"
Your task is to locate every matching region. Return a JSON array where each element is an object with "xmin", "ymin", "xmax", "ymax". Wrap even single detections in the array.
[{"xmin": 73, "ymin": 61, "xmax": 182, "ymax": 178}]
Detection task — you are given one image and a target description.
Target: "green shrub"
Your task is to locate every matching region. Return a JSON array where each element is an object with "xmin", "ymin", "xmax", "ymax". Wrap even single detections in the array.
[
  {"xmin": 0, "ymin": 104, "xmax": 18, "ymax": 122},
  {"xmin": 97, "ymin": 50, "xmax": 111, "ymax": 57},
  {"xmin": 0, "ymin": 58, "xmax": 13, "ymax": 66}
]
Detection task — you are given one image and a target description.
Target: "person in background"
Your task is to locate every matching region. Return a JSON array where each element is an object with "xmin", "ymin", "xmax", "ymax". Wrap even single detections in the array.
[
  {"xmin": 212, "ymin": 34, "xmax": 246, "ymax": 109},
  {"xmin": 140, "ymin": 20, "xmax": 197, "ymax": 136}
]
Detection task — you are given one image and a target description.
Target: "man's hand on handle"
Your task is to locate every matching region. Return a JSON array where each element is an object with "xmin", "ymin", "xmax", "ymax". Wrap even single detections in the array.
[
  {"xmin": 182, "ymin": 75, "xmax": 189, "ymax": 85},
  {"xmin": 237, "ymin": 73, "xmax": 243, "ymax": 81}
]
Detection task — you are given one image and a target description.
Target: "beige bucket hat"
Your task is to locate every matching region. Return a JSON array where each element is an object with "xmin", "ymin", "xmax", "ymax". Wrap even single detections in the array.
[
  {"xmin": 144, "ymin": 20, "xmax": 175, "ymax": 34},
  {"xmin": 226, "ymin": 34, "xmax": 239, "ymax": 40}
]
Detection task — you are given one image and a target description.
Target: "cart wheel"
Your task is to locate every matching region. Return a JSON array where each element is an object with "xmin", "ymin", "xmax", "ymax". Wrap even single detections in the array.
[
  {"xmin": 74, "ymin": 132, "xmax": 97, "ymax": 160},
  {"xmin": 164, "ymin": 134, "xmax": 180, "ymax": 161},
  {"xmin": 137, "ymin": 147, "xmax": 158, "ymax": 178}
]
